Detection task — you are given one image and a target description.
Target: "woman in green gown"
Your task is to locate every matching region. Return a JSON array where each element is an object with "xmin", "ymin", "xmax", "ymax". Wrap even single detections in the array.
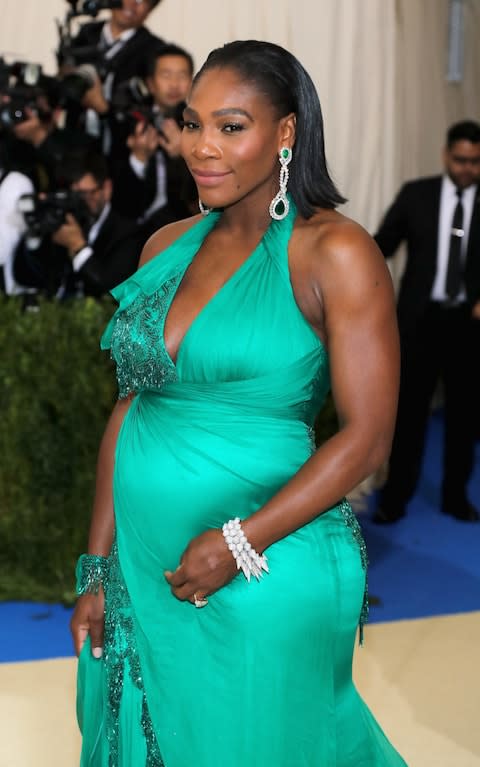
[{"xmin": 71, "ymin": 40, "xmax": 407, "ymax": 766}]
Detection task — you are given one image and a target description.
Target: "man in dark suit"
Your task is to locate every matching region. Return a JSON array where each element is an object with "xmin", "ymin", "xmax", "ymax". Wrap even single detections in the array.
[
  {"xmin": 14, "ymin": 152, "xmax": 141, "ymax": 297},
  {"xmin": 373, "ymin": 120, "xmax": 480, "ymax": 523},
  {"xmin": 111, "ymin": 43, "xmax": 197, "ymax": 237},
  {"xmin": 69, "ymin": 0, "xmax": 164, "ymax": 92},
  {"xmin": 65, "ymin": 0, "xmax": 164, "ymax": 163}
]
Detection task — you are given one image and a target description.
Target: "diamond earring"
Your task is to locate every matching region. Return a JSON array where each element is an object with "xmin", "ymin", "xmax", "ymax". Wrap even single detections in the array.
[{"xmin": 269, "ymin": 147, "xmax": 292, "ymax": 220}]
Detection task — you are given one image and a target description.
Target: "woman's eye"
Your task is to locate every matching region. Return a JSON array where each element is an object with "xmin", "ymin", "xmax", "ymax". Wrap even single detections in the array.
[
  {"xmin": 223, "ymin": 123, "xmax": 244, "ymax": 133},
  {"xmin": 181, "ymin": 120, "xmax": 199, "ymax": 130}
]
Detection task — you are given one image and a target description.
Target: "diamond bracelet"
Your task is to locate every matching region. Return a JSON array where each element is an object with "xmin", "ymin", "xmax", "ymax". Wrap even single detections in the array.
[{"xmin": 222, "ymin": 517, "xmax": 269, "ymax": 582}]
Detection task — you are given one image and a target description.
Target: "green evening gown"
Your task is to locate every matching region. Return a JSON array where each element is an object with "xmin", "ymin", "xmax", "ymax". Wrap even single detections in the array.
[{"xmin": 77, "ymin": 201, "xmax": 408, "ymax": 766}]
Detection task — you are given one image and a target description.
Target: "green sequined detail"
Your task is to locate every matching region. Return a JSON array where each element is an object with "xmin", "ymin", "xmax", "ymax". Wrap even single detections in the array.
[
  {"xmin": 103, "ymin": 541, "xmax": 164, "ymax": 767},
  {"xmin": 109, "ymin": 275, "xmax": 181, "ymax": 398},
  {"xmin": 337, "ymin": 498, "xmax": 369, "ymax": 645},
  {"xmin": 307, "ymin": 423, "xmax": 368, "ymax": 644},
  {"xmin": 75, "ymin": 554, "xmax": 109, "ymax": 595}
]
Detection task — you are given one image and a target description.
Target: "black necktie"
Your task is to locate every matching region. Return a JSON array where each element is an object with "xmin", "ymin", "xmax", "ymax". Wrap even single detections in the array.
[{"xmin": 445, "ymin": 188, "xmax": 464, "ymax": 300}]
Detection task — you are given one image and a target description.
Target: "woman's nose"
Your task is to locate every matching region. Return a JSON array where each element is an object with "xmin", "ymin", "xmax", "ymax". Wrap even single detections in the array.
[{"xmin": 191, "ymin": 131, "xmax": 221, "ymax": 159}]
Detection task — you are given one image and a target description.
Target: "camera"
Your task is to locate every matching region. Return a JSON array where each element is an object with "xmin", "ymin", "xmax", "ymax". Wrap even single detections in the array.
[
  {"xmin": 110, "ymin": 76, "xmax": 164, "ymax": 134},
  {"xmin": 56, "ymin": 1, "xmax": 123, "ymax": 91},
  {"xmin": 114, "ymin": 104, "xmax": 165, "ymax": 136},
  {"xmin": 0, "ymin": 59, "xmax": 53, "ymax": 129},
  {"xmin": 57, "ymin": 0, "xmax": 122, "ymax": 70},
  {"xmin": 0, "ymin": 89, "xmax": 40, "ymax": 129},
  {"xmin": 18, "ymin": 191, "xmax": 91, "ymax": 250},
  {"xmin": 0, "ymin": 58, "xmax": 43, "ymax": 92},
  {"xmin": 65, "ymin": 0, "xmax": 122, "ymax": 18},
  {"xmin": 60, "ymin": 63, "xmax": 99, "ymax": 103}
]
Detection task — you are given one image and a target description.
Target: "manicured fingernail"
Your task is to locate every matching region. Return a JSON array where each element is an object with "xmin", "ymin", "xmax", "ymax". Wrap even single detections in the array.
[{"xmin": 92, "ymin": 647, "xmax": 103, "ymax": 659}]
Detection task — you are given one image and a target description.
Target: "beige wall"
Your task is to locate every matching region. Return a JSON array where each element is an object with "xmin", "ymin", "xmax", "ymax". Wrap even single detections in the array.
[
  {"xmin": 1, "ymin": 0, "xmax": 479, "ymax": 230},
  {"xmin": 395, "ymin": 0, "xmax": 480, "ymax": 183}
]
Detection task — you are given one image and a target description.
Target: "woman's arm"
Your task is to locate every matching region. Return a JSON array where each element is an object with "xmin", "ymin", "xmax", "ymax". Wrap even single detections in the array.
[
  {"xmin": 243, "ymin": 221, "xmax": 400, "ymax": 551},
  {"xmin": 70, "ymin": 396, "xmax": 133, "ymax": 656}
]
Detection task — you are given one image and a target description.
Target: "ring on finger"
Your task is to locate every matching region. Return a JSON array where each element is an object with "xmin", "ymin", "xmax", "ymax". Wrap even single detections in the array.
[{"xmin": 193, "ymin": 592, "xmax": 208, "ymax": 608}]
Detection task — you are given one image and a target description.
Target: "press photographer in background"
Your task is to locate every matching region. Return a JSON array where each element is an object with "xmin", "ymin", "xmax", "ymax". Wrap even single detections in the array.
[
  {"xmin": 58, "ymin": 0, "xmax": 165, "ymax": 162},
  {"xmin": 0, "ymin": 61, "xmax": 92, "ymax": 191},
  {"xmin": 111, "ymin": 43, "xmax": 198, "ymax": 237},
  {"xmin": 0, "ymin": 62, "xmax": 92, "ymax": 295},
  {"xmin": 14, "ymin": 151, "xmax": 141, "ymax": 298}
]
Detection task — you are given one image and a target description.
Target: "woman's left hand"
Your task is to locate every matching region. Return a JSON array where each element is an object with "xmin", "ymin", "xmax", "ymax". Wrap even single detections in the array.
[{"xmin": 164, "ymin": 529, "xmax": 238, "ymax": 605}]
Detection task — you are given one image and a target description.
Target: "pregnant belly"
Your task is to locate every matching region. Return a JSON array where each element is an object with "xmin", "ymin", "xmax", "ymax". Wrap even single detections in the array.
[{"xmin": 113, "ymin": 391, "xmax": 312, "ymax": 567}]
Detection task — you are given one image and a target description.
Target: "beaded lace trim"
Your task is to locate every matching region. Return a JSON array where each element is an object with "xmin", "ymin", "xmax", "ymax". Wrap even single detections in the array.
[
  {"xmin": 337, "ymin": 498, "xmax": 369, "ymax": 645},
  {"xmin": 109, "ymin": 275, "xmax": 181, "ymax": 398},
  {"xmin": 103, "ymin": 540, "xmax": 164, "ymax": 767},
  {"xmin": 308, "ymin": 439, "xmax": 368, "ymax": 643}
]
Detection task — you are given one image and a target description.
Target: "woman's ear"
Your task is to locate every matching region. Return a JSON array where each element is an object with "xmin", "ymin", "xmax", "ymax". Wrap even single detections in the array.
[{"xmin": 278, "ymin": 112, "xmax": 296, "ymax": 150}]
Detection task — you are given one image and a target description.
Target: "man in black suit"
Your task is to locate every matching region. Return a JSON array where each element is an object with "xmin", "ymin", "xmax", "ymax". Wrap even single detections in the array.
[
  {"xmin": 70, "ymin": 0, "xmax": 164, "ymax": 89},
  {"xmin": 111, "ymin": 43, "xmax": 197, "ymax": 237},
  {"xmin": 14, "ymin": 152, "xmax": 141, "ymax": 297},
  {"xmin": 373, "ymin": 120, "xmax": 480, "ymax": 523},
  {"xmin": 65, "ymin": 0, "xmax": 164, "ymax": 162}
]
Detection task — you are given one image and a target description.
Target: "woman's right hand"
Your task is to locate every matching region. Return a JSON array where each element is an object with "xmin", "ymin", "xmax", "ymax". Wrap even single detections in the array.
[{"xmin": 70, "ymin": 591, "xmax": 105, "ymax": 658}]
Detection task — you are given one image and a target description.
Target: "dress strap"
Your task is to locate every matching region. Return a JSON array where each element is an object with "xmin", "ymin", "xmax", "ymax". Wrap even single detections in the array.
[{"xmin": 262, "ymin": 195, "xmax": 298, "ymax": 287}]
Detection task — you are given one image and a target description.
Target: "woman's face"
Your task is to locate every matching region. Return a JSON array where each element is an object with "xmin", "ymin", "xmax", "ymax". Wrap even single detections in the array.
[{"xmin": 181, "ymin": 67, "xmax": 294, "ymax": 211}]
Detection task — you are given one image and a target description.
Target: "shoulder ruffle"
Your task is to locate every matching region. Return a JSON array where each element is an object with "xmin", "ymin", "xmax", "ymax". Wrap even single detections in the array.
[{"xmin": 101, "ymin": 213, "xmax": 220, "ymax": 350}]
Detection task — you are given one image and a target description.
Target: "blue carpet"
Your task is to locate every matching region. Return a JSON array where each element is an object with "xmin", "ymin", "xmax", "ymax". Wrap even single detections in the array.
[
  {"xmin": 362, "ymin": 410, "xmax": 480, "ymax": 623},
  {"xmin": 0, "ymin": 602, "xmax": 73, "ymax": 663},
  {"xmin": 1, "ymin": 409, "xmax": 479, "ymax": 662}
]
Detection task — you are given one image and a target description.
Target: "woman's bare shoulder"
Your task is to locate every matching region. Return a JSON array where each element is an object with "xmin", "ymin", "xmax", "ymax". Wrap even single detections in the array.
[
  {"xmin": 290, "ymin": 208, "xmax": 394, "ymax": 328},
  {"xmin": 293, "ymin": 209, "xmax": 388, "ymax": 288},
  {"xmin": 294, "ymin": 209, "xmax": 378, "ymax": 264},
  {"xmin": 138, "ymin": 214, "xmax": 203, "ymax": 268}
]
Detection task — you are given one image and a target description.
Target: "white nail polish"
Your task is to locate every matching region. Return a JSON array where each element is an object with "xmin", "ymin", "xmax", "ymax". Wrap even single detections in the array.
[{"xmin": 92, "ymin": 647, "xmax": 103, "ymax": 659}]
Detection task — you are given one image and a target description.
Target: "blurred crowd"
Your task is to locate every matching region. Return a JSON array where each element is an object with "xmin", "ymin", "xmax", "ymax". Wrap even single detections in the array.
[{"xmin": 0, "ymin": 0, "xmax": 196, "ymax": 299}]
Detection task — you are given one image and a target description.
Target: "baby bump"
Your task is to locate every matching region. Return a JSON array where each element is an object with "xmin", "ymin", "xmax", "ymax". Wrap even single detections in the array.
[{"xmin": 113, "ymin": 392, "xmax": 313, "ymax": 566}]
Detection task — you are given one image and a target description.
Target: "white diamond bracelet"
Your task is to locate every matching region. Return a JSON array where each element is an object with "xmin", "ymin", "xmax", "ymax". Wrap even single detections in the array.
[{"xmin": 222, "ymin": 517, "xmax": 269, "ymax": 582}]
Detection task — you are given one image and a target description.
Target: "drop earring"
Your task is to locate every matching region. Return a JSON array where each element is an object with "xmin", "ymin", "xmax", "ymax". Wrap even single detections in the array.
[
  {"xmin": 199, "ymin": 199, "xmax": 211, "ymax": 216},
  {"xmin": 269, "ymin": 147, "xmax": 292, "ymax": 220}
]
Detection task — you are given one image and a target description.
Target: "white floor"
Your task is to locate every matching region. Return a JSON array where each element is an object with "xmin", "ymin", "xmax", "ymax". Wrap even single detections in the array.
[{"xmin": 1, "ymin": 612, "xmax": 479, "ymax": 767}]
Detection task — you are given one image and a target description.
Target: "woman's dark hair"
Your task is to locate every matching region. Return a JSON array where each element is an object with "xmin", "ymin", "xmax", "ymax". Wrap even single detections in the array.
[{"xmin": 193, "ymin": 40, "xmax": 346, "ymax": 218}]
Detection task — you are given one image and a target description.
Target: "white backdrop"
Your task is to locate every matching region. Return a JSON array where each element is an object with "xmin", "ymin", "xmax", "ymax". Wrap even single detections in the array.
[{"xmin": 1, "ymin": 0, "xmax": 479, "ymax": 231}]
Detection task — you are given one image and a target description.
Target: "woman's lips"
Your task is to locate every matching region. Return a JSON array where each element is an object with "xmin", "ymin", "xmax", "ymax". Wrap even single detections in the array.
[{"xmin": 191, "ymin": 170, "xmax": 231, "ymax": 187}]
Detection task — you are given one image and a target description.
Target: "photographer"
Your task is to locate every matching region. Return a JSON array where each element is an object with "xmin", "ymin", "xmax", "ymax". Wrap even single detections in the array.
[
  {"xmin": 62, "ymin": 0, "xmax": 164, "ymax": 158},
  {"xmin": 14, "ymin": 151, "xmax": 141, "ymax": 298},
  {"xmin": 112, "ymin": 43, "xmax": 197, "ymax": 237},
  {"xmin": 1, "ymin": 74, "xmax": 93, "ymax": 192}
]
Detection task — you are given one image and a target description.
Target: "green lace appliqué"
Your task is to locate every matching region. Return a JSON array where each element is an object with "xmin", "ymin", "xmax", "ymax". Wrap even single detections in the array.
[
  {"xmin": 109, "ymin": 275, "xmax": 181, "ymax": 398},
  {"xmin": 338, "ymin": 498, "xmax": 369, "ymax": 645},
  {"xmin": 103, "ymin": 541, "xmax": 164, "ymax": 767}
]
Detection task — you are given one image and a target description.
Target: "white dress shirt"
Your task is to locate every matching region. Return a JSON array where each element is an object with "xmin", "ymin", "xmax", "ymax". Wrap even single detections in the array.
[
  {"xmin": 101, "ymin": 24, "xmax": 137, "ymax": 101},
  {"xmin": 72, "ymin": 202, "xmax": 111, "ymax": 272},
  {"xmin": 84, "ymin": 23, "xmax": 137, "ymax": 139},
  {"xmin": 431, "ymin": 175, "xmax": 476, "ymax": 302}
]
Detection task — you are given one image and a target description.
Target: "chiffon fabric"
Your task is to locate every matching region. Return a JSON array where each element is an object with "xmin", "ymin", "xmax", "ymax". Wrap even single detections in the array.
[{"xmin": 77, "ymin": 201, "xmax": 407, "ymax": 766}]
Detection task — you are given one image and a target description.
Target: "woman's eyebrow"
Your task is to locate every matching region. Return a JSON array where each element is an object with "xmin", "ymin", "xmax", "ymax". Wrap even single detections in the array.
[{"xmin": 183, "ymin": 106, "xmax": 254, "ymax": 121}]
